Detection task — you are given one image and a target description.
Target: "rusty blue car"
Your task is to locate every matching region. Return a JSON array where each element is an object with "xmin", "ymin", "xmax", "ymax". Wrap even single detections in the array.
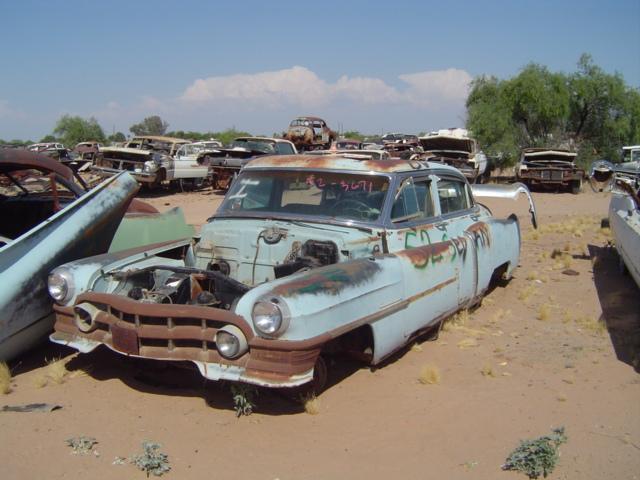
[{"xmin": 48, "ymin": 155, "xmax": 536, "ymax": 391}]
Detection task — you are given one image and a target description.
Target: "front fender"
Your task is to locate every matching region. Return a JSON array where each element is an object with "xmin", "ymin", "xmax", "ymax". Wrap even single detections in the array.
[{"xmin": 235, "ymin": 255, "xmax": 404, "ymax": 342}]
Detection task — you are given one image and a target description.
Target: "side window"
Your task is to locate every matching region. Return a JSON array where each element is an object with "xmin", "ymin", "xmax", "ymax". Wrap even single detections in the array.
[
  {"xmin": 391, "ymin": 178, "xmax": 434, "ymax": 222},
  {"xmin": 437, "ymin": 179, "xmax": 471, "ymax": 215},
  {"xmin": 275, "ymin": 142, "xmax": 295, "ymax": 155}
]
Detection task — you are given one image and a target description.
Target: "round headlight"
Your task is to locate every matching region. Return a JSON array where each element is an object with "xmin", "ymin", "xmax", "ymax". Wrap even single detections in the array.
[
  {"xmin": 215, "ymin": 325, "xmax": 248, "ymax": 359},
  {"xmin": 252, "ymin": 298, "xmax": 288, "ymax": 337},
  {"xmin": 48, "ymin": 267, "xmax": 74, "ymax": 304}
]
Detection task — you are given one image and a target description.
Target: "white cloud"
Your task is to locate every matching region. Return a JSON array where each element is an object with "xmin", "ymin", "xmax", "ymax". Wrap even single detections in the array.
[
  {"xmin": 179, "ymin": 66, "xmax": 471, "ymax": 109},
  {"xmin": 181, "ymin": 66, "xmax": 331, "ymax": 107},
  {"xmin": 399, "ymin": 68, "xmax": 473, "ymax": 107}
]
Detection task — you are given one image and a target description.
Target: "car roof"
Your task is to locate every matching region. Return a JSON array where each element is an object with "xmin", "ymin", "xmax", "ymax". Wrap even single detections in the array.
[
  {"xmin": 131, "ymin": 136, "xmax": 189, "ymax": 143},
  {"xmin": 0, "ymin": 149, "xmax": 75, "ymax": 180},
  {"xmin": 234, "ymin": 137, "xmax": 290, "ymax": 143},
  {"xmin": 243, "ymin": 154, "xmax": 463, "ymax": 176},
  {"xmin": 293, "ymin": 116, "xmax": 325, "ymax": 122}
]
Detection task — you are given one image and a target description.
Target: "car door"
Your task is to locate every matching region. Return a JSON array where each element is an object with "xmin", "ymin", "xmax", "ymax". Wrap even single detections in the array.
[
  {"xmin": 435, "ymin": 175, "xmax": 493, "ymax": 305},
  {"xmin": 380, "ymin": 175, "xmax": 459, "ymax": 349}
]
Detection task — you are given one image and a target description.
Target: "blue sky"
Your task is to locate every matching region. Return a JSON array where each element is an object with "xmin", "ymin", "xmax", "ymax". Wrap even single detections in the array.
[{"xmin": 1, "ymin": 0, "xmax": 638, "ymax": 141}]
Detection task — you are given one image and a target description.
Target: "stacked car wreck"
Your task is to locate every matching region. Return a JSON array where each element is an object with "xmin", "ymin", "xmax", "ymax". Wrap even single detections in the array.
[
  {"xmin": 0, "ymin": 149, "xmax": 194, "ymax": 361},
  {"xmin": 48, "ymin": 154, "xmax": 536, "ymax": 391},
  {"xmin": 419, "ymin": 128, "xmax": 488, "ymax": 182}
]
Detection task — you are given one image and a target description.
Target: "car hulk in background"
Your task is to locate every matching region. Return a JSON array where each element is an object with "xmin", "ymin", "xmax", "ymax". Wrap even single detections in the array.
[
  {"xmin": 284, "ymin": 116, "xmax": 337, "ymax": 151},
  {"xmin": 49, "ymin": 154, "xmax": 537, "ymax": 393}
]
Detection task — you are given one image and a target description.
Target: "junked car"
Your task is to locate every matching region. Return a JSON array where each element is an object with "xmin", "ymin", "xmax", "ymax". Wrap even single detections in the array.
[
  {"xmin": 94, "ymin": 136, "xmax": 196, "ymax": 188},
  {"xmin": 0, "ymin": 150, "xmax": 194, "ymax": 361},
  {"xmin": 48, "ymin": 154, "xmax": 536, "ymax": 392},
  {"xmin": 516, "ymin": 148, "xmax": 584, "ymax": 193},
  {"xmin": 590, "ymin": 145, "xmax": 640, "ymax": 190},
  {"xmin": 207, "ymin": 137, "xmax": 297, "ymax": 189},
  {"xmin": 283, "ymin": 116, "xmax": 336, "ymax": 151},
  {"xmin": 419, "ymin": 128, "xmax": 488, "ymax": 183},
  {"xmin": 609, "ymin": 180, "xmax": 640, "ymax": 288},
  {"xmin": 305, "ymin": 149, "xmax": 390, "ymax": 160}
]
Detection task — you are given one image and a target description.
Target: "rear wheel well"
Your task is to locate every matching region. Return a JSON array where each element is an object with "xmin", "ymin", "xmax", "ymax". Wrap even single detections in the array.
[{"xmin": 490, "ymin": 262, "xmax": 511, "ymax": 287}]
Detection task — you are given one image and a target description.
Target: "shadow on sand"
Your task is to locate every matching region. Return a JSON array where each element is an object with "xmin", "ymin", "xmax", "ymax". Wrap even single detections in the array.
[
  {"xmin": 590, "ymin": 244, "xmax": 640, "ymax": 372},
  {"xmin": 55, "ymin": 347, "xmax": 364, "ymax": 416}
]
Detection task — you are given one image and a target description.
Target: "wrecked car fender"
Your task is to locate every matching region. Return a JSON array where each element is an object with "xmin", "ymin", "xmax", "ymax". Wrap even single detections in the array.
[
  {"xmin": 0, "ymin": 172, "xmax": 139, "ymax": 361},
  {"xmin": 471, "ymin": 182, "xmax": 538, "ymax": 229},
  {"xmin": 235, "ymin": 255, "xmax": 404, "ymax": 345}
]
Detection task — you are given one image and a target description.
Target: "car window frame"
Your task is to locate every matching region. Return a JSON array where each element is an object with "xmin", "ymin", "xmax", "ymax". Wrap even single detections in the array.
[
  {"xmin": 387, "ymin": 173, "xmax": 436, "ymax": 227},
  {"xmin": 435, "ymin": 175, "xmax": 475, "ymax": 219}
]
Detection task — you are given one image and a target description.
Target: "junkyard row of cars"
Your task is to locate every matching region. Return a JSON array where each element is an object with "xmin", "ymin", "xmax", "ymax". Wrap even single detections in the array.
[{"xmin": 1, "ymin": 117, "xmax": 638, "ymax": 396}]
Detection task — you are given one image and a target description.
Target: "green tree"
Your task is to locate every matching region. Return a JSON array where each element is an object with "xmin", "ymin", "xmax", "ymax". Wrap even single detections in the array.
[
  {"xmin": 568, "ymin": 54, "xmax": 632, "ymax": 163},
  {"xmin": 466, "ymin": 76, "xmax": 520, "ymax": 167},
  {"xmin": 502, "ymin": 63, "xmax": 569, "ymax": 147},
  {"xmin": 342, "ymin": 130, "xmax": 366, "ymax": 141},
  {"xmin": 107, "ymin": 132, "xmax": 126, "ymax": 144},
  {"xmin": 466, "ymin": 55, "xmax": 640, "ymax": 168},
  {"xmin": 129, "ymin": 115, "xmax": 169, "ymax": 136},
  {"xmin": 39, "ymin": 134, "xmax": 58, "ymax": 143},
  {"xmin": 52, "ymin": 115, "xmax": 106, "ymax": 147}
]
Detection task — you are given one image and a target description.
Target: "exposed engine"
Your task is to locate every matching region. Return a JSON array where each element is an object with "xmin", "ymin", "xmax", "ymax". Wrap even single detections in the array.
[
  {"xmin": 274, "ymin": 240, "xmax": 339, "ymax": 278},
  {"xmin": 113, "ymin": 265, "xmax": 249, "ymax": 310},
  {"xmin": 112, "ymin": 239, "xmax": 339, "ymax": 310}
]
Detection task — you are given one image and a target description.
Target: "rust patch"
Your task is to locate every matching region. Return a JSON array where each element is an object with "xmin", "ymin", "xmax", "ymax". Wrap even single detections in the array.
[
  {"xmin": 111, "ymin": 323, "xmax": 139, "ymax": 355},
  {"xmin": 396, "ymin": 242, "xmax": 450, "ymax": 268},
  {"xmin": 466, "ymin": 221, "xmax": 491, "ymax": 248},
  {"xmin": 271, "ymin": 259, "xmax": 382, "ymax": 298}
]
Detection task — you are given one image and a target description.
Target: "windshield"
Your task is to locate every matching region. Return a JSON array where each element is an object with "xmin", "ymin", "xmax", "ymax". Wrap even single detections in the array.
[
  {"xmin": 218, "ymin": 170, "xmax": 390, "ymax": 222},
  {"xmin": 231, "ymin": 140, "xmax": 276, "ymax": 154},
  {"xmin": 622, "ymin": 149, "xmax": 640, "ymax": 163},
  {"xmin": 0, "ymin": 169, "xmax": 76, "ymax": 197}
]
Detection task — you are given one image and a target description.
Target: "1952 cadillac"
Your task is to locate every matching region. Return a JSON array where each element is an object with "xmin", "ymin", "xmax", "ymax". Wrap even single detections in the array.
[{"xmin": 48, "ymin": 155, "xmax": 536, "ymax": 391}]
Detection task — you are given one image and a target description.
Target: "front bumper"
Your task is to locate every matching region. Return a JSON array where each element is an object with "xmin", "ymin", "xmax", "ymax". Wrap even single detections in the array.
[
  {"xmin": 518, "ymin": 168, "xmax": 583, "ymax": 185},
  {"xmin": 51, "ymin": 292, "xmax": 320, "ymax": 388}
]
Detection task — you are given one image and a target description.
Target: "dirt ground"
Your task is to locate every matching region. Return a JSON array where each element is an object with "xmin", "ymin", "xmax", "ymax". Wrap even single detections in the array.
[{"xmin": 1, "ymin": 186, "xmax": 639, "ymax": 480}]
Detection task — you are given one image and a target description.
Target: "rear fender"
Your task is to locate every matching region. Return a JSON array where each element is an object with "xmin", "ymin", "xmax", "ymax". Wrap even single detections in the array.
[{"xmin": 471, "ymin": 182, "xmax": 538, "ymax": 229}]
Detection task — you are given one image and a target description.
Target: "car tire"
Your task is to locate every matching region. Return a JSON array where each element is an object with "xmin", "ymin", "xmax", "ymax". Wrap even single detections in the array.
[{"xmin": 570, "ymin": 179, "xmax": 582, "ymax": 195}]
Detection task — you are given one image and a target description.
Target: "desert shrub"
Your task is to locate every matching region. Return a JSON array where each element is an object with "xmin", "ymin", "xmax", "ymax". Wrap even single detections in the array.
[
  {"xmin": 231, "ymin": 384, "xmax": 258, "ymax": 417},
  {"xmin": 502, "ymin": 427, "xmax": 567, "ymax": 479},
  {"xmin": 131, "ymin": 442, "xmax": 171, "ymax": 477}
]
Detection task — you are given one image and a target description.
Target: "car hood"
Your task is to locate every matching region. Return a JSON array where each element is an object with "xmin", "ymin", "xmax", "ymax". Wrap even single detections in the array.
[{"xmin": 195, "ymin": 218, "xmax": 381, "ymax": 285}]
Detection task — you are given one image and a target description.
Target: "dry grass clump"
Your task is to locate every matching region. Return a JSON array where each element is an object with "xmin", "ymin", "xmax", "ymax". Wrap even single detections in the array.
[
  {"xmin": 526, "ymin": 270, "xmax": 540, "ymax": 281},
  {"xmin": 537, "ymin": 304, "xmax": 552, "ymax": 321},
  {"xmin": 457, "ymin": 338, "xmax": 479, "ymax": 349},
  {"xmin": 442, "ymin": 309, "xmax": 469, "ymax": 332},
  {"xmin": 561, "ymin": 309, "xmax": 572, "ymax": 324},
  {"xmin": 411, "ymin": 343, "xmax": 423, "ymax": 353},
  {"xmin": 0, "ymin": 362, "xmax": 12, "ymax": 394},
  {"xmin": 518, "ymin": 285, "xmax": 537, "ymax": 303},
  {"xmin": 34, "ymin": 357, "xmax": 71, "ymax": 387},
  {"xmin": 526, "ymin": 230, "xmax": 541, "ymax": 241},
  {"xmin": 556, "ymin": 393, "xmax": 568, "ymax": 402},
  {"xmin": 302, "ymin": 393, "xmax": 320, "ymax": 415},
  {"xmin": 490, "ymin": 308, "xmax": 510, "ymax": 324},
  {"xmin": 418, "ymin": 364, "xmax": 441, "ymax": 385},
  {"xmin": 575, "ymin": 315, "xmax": 607, "ymax": 335},
  {"xmin": 481, "ymin": 363, "xmax": 496, "ymax": 378}
]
